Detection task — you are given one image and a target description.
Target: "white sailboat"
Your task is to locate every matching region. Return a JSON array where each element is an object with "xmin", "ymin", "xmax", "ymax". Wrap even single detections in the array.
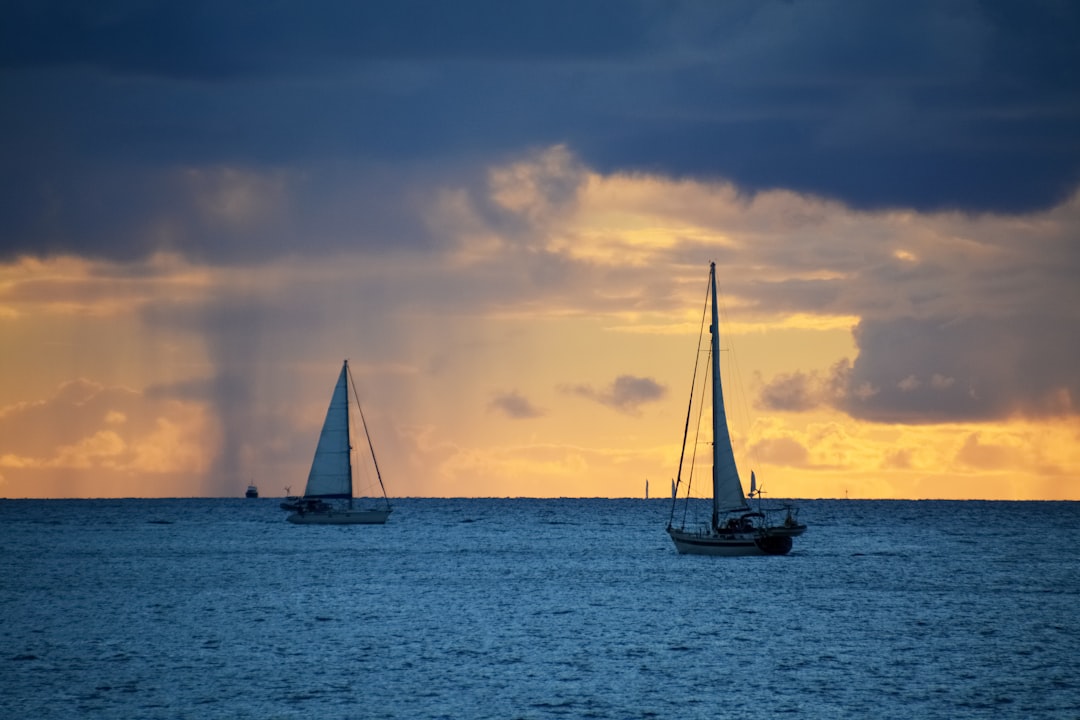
[
  {"xmin": 285, "ymin": 360, "xmax": 393, "ymax": 525},
  {"xmin": 666, "ymin": 262, "xmax": 806, "ymax": 555}
]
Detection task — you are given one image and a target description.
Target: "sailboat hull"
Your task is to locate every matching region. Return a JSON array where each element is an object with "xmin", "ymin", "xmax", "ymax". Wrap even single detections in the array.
[
  {"xmin": 667, "ymin": 526, "xmax": 802, "ymax": 556},
  {"xmin": 286, "ymin": 508, "xmax": 392, "ymax": 525}
]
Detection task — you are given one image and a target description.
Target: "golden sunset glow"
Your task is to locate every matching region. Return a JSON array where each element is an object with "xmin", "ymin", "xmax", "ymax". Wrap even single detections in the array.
[{"xmin": 2, "ymin": 149, "xmax": 1078, "ymax": 500}]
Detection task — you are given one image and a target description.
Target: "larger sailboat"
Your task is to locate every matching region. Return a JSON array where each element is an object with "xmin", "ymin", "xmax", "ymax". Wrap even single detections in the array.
[
  {"xmin": 285, "ymin": 360, "xmax": 393, "ymax": 525},
  {"xmin": 666, "ymin": 263, "xmax": 806, "ymax": 555}
]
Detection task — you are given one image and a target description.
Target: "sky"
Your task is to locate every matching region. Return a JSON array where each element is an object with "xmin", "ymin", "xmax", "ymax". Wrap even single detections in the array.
[{"xmin": 1, "ymin": 0, "xmax": 1079, "ymax": 500}]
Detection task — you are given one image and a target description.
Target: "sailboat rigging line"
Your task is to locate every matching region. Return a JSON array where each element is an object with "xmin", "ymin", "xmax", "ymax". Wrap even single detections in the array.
[
  {"xmin": 681, "ymin": 349, "xmax": 712, "ymax": 529},
  {"xmin": 346, "ymin": 362, "xmax": 391, "ymax": 505},
  {"xmin": 668, "ymin": 271, "xmax": 712, "ymax": 529}
]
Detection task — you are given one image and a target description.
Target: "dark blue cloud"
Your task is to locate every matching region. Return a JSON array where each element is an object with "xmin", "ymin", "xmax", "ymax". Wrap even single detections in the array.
[
  {"xmin": 1, "ymin": 0, "xmax": 1078, "ymax": 261},
  {"xmin": 0, "ymin": 0, "xmax": 653, "ymax": 77}
]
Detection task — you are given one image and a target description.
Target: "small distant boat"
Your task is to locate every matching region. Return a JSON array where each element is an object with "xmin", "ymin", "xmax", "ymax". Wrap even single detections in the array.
[
  {"xmin": 666, "ymin": 262, "xmax": 806, "ymax": 556},
  {"xmin": 286, "ymin": 360, "xmax": 393, "ymax": 525},
  {"xmin": 245, "ymin": 484, "xmax": 258, "ymax": 499}
]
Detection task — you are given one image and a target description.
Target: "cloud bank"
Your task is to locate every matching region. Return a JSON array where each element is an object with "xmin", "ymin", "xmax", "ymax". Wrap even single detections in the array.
[{"xmin": 3, "ymin": 1, "xmax": 1079, "ymax": 266}]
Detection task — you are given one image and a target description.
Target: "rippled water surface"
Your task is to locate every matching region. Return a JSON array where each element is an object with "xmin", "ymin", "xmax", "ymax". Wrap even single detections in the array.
[{"xmin": 3, "ymin": 498, "xmax": 1079, "ymax": 718}]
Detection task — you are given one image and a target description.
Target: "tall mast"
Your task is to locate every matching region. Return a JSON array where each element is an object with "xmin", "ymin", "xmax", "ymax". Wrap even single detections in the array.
[
  {"xmin": 709, "ymin": 263, "xmax": 722, "ymax": 530},
  {"xmin": 709, "ymin": 262, "xmax": 749, "ymax": 528},
  {"xmin": 343, "ymin": 360, "xmax": 354, "ymax": 509}
]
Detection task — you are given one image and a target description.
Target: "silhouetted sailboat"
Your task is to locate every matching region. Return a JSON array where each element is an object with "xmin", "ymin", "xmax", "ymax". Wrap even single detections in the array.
[
  {"xmin": 666, "ymin": 263, "xmax": 806, "ymax": 555},
  {"xmin": 285, "ymin": 360, "xmax": 393, "ymax": 525}
]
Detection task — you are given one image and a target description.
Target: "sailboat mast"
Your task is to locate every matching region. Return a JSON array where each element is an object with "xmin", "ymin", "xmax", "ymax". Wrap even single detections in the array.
[
  {"xmin": 343, "ymin": 360, "xmax": 355, "ymax": 509},
  {"xmin": 709, "ymin": 262, "xmax": 722, "ymax": 530},
  {"xmin": 708, "ymin": 261, "xmax": 749, "ymax": 527}
]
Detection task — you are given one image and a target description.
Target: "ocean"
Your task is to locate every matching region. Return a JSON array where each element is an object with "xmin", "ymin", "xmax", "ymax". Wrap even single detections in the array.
[{"xmin": 2, "ymin": 498, "xmax": 1078, "ymax": 719}]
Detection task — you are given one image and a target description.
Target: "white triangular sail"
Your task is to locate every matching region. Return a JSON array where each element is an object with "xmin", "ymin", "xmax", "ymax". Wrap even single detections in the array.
[
  {"xmin": 708, "ymin": 262, "xmax": 749, "ymax": 519},
  {"xmin": 303, "ymin": 364, "xmax": 352, "ymax": 499}
]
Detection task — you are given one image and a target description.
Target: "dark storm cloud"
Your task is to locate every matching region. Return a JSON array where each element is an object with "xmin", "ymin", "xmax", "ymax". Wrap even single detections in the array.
[
  {"xmin": 2, "ymin": 0, "xmax": 1079, "ymax": 262},
  {"xmin": 0, "ymin": 0, "xmax": 650, "ymax": 77},
  {"xmin": 590, "ymin": 0, "xmax": 1080, "ymax": 213}
]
